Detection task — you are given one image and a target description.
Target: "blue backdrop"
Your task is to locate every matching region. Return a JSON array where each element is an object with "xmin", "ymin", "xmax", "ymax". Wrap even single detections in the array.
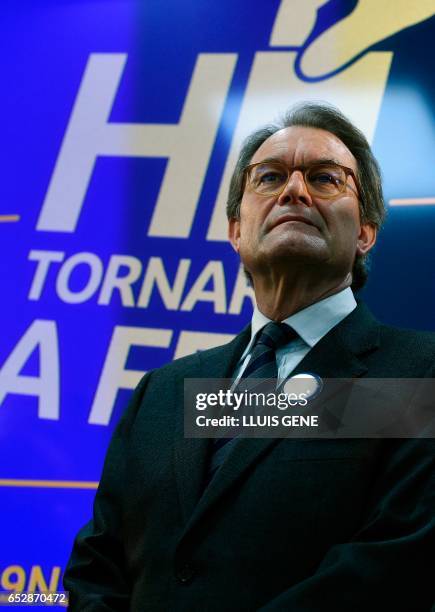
[{"xmin": 0, "ymin": 0, "xmax": 434, "ymax": 602}]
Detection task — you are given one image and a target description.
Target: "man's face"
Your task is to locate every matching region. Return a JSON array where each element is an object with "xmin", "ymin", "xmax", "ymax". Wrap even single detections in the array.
[{"xmin": 228, "ymin": 126, "xmax": 376, "ymax": 283}]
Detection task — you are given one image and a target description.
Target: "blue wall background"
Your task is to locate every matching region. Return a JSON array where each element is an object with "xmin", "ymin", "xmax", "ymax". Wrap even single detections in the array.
[{"xmin": 0, "ymin": 0, "xmax": 434, "ymax": 601}]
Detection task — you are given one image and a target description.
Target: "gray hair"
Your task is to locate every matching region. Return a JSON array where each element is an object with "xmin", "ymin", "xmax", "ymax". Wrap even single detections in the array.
[{"xmin": 226, "ymin": 102, "xmax": 386, "ymax": 291}]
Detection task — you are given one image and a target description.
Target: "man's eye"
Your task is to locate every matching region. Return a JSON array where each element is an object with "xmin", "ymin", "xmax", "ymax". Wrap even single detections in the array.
[
  {"xmin": 310, "ymin": 172, "xmax": 336, "ymax": 184},
  {"xmin": 309, "ymin": 168, "xmax": 346, "ymax": 187},
  {"xmin": 258, "ymin": 172, "xmax": 284, "ymax": 184}
]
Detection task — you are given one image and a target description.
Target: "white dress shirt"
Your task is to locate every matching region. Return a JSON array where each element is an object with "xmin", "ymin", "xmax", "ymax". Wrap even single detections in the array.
[{"xmin": 233, "ymin": 287, "xmax": 356, "ymax": 382}]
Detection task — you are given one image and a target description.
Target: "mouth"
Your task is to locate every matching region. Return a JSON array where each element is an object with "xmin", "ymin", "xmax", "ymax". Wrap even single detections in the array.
[{"xmin": 269, "ymin": 214, "xmax": 317, "ymax": 231}]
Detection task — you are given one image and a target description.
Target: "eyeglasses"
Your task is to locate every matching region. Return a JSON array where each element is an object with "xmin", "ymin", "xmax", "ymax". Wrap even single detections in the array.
[{"xmin": 244, "ymin": 160, "xmax": 361, "ymax": 200}]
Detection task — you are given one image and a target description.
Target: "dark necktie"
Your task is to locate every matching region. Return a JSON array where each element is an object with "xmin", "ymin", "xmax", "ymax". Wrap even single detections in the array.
[
  {"xmin": 204, "ymin": 321, "xmax": 298, "ymax": 486},
  {"xmin": 242, "ymin": 321, "xmax": 298, "ymax": 380}
]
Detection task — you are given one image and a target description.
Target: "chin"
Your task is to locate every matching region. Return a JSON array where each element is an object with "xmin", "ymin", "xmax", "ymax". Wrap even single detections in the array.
[{"xmin": 264, "ymin": 235, "xmax": 329, "ymax": 264}]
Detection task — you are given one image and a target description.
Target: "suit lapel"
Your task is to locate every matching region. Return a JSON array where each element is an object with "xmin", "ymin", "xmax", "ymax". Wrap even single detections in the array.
[
  {"xmin": 292, "ymin": 300, "xmax": 380, "ymax": 378},
  {"xmin": 177, "ymin": 302, "xmax": 381, "ymax": 541},
  {"xmin": 173, "ymin": 326, "xmax": 251, "ymax": 524}
]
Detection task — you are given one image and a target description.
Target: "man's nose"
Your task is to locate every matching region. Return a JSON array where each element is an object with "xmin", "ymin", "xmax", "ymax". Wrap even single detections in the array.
[{"xmin": 277, "ymin": 170, "xmax": 312, "ymax": 207}]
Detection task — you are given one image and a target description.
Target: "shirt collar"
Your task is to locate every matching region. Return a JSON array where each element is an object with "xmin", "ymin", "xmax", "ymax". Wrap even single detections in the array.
[{"xmin": 243, "ymin": 287, "xmax": 357, "ymax": 357}]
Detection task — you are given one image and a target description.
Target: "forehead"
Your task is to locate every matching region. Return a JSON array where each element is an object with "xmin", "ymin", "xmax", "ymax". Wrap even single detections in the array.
[{"xmin": 251, "ymin": 125, "xmax": 357, "ymax": 170}]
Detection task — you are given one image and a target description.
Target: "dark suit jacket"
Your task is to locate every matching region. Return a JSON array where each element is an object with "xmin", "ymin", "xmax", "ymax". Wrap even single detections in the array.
[{"xmin": 64, "ymin": 302, "xmax": 435, "ymax": 611}]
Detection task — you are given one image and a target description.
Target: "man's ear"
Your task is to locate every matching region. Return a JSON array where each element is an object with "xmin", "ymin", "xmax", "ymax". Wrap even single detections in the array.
[
  {"xmin": 356, "ymin": 222, "xmax": 377, "ymax": 256},
  {"xmin": 228, "ymin": 217, "xmax": 241, "ymax": 253}
]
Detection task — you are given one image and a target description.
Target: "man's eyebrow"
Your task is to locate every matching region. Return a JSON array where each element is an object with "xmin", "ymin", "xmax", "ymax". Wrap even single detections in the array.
[
  {"xmin": 251, "ymin": 157, "xmax": 284, "ymax": 165},
  {"xmin": 308, "ymin": 157, "xmax": 343, "ymax": 166},
  {"xmin": 255, "ymin": 156, "xmax": 345, "ymax": 166}
]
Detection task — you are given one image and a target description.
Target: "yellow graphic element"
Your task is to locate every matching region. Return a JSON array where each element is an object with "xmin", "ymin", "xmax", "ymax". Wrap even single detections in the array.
[
  {"xmin": 389, "ymin": 197, "xmax": 435, "ymax": 206},
  {"xmin": 28, "ymin": 566, "xmax": 61, "ymax": 594},
  {"xmin": 297, "ymin": 0, "xmax": 435, "ymax": 77},
  {"xmin": 0, "ymin": 215, "xmax": 20, "ymax": 222},
  {"xmin": 0, "ymin": 478, "xmax": 98, "ymax": 489},
  {"xmin": 1, "ymin": 566, "xmax": 25, "ymax": 593},
  {"xmin": 271, "ymin": 0, "xmax": 325, "ymax": 46}
]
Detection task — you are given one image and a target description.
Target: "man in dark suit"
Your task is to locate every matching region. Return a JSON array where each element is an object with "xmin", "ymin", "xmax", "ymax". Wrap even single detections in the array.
[{"xmin": 64, "ymin": 103, "xmax": 435, "ymax": 610}]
